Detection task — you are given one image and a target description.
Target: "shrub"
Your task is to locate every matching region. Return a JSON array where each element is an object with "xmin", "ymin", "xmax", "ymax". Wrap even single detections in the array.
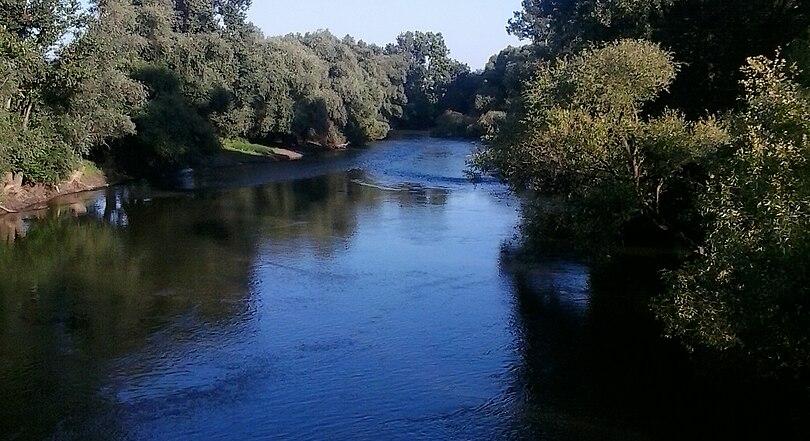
[
  {"xmin": 0, "ymin": 113, "xmax": 78, "ymax": 185},
  {"xmin": 657, "ymin": 56, "xmax": 810, "ymax": 375},
  {"xmin": 432, "ymin": 110, "xmax": 477, "ymax": 138},
  {"xmin": 472, "ymin": 110, "xmax": 507, "ymax": 138},
  {"xmin": 473, "ymin": 39, "xmax": 727, "ymax": 238}
]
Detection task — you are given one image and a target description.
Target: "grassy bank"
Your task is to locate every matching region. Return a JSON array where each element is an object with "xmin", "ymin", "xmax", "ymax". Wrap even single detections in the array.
[
  {"xmin": 222, "ymin": 139, "xmax": 303, "ymax": 161},
  {"xmin": 1, "ymin": 162, "xmax": 109, "ymax": 214}
]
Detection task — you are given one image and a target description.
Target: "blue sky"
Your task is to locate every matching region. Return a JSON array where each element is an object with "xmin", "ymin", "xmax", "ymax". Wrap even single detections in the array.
[{"xmin": 248, "ymin": 0, "xmax": 526, "ymax": 69}]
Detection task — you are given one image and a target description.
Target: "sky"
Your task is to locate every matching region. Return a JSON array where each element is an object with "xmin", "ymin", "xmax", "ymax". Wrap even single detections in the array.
[{"xmin": 248, "ymin": 0, "xmax": 526, "ymax": 69}]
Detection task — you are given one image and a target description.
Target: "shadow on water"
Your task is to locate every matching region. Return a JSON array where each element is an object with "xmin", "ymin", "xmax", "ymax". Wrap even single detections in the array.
[
  {"xmin": 502, "ymin": 251, "xmax": 809, "ymax": 441},
  {"xmin": 0, "ymin": 150, "xmax": 466, "ymax": 439}
]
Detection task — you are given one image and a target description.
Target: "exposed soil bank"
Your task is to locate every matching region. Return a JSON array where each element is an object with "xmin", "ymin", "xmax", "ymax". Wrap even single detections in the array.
[
  {"xmin": 1, "ymin": 146, "xmax": 306, "ymax": 216},
  {"xmin": 0, "ymin": 167, "xmax": 110, "ymax": 214}
]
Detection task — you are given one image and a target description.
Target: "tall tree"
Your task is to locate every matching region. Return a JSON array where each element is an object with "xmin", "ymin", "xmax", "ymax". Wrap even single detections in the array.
[
  {"xmin": 387, "ymin": 31, "xmax": 469, "ymax": 128},
  {"xmin": 508, "ymin": 0, "xmax": 810, "ymax": 112}
]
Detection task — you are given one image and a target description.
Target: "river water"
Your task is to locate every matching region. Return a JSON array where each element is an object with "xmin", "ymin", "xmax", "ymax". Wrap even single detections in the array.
[{"xmin": 0, "ymin": 135, "xmax": 804, "ymax": 440}]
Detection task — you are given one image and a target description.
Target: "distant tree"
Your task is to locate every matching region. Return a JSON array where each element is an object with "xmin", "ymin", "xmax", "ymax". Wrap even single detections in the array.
[
  {"xmin": 473, "ymin": 45, "xmax": 537, "ymax": 114},
  {"xmin": 387, "ymin": 31, "xmax": 469, "ymax": 128}
]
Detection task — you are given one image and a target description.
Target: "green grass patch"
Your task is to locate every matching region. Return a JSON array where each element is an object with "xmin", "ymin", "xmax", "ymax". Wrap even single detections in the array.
[
  {"xmin": 222, "ymin": 139, "xmax": 279, "ymax": 157},
  {"xmin": 79, "ymin": 160, "xmax": 103, "ymax": 177}
]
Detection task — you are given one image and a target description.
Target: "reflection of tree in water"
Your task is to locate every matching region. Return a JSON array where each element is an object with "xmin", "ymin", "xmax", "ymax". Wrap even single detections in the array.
[
  {"xmin": 0, "ymin": 213, "xmax": 27, "ymax": 242},
  {"xmin": 0, "ymin": 170, "xmax": 452, "ymax": 439},
  {"xmin": 245, "ymin": 173, "xmax": 379, "ymax": 252},
  {"xmin": 0, "ymin": 196, "xmax": 91, "ymax": 244},
  {"xmin": 502, "ymin": 252, "xmax": 808, "ymax": 441}
]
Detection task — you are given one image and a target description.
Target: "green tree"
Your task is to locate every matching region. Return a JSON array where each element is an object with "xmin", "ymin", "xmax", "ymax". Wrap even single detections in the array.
[
  {"xmin": 0, "ymin": 0, "xmax": 89, "ymax": 183},
  {"xmin": 49, "ymin": 0, "xmax": 147, "ymax": 155},
  {"xmin": 473, "ymin": 45, "xmax": 537, "ymax": 114},
  {"xmin": 658, "ymin": 56, "xmax": 810, "ymax": 375},
  {"xmin": 387, "ymin": 31, "xmax": 469, "ymax": 128},
  {"xmin": 124, "ymin": 66, "xmax": 219, "ymax": 171},
  {"xmin": 508, "ymin": 0, "xmax": 810, "ymax": 112},
  {"xmin": 473, "ymin": 40, "xmax": 727, "ymax": 238}
]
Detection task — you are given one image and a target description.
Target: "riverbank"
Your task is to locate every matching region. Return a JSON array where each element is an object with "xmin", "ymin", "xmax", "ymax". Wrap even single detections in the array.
[
  {"xmin": 0, "ymin": 141, "xmax": 307, "ymax": 216},
  {"xmin": 3, "ymin": 135, "xmax": 805, "ymax": 440},
  {"xmin": 0, "ymin": 165, "xmax": 110, "ymax": 214}
]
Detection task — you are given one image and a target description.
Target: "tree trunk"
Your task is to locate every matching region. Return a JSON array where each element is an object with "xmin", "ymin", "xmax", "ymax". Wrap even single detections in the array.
[{"xmin": 21, "ymin": 102, "xmax": 32, "ymax": 130}]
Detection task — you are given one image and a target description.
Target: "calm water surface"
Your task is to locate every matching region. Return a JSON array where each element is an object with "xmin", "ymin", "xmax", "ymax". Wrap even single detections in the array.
[{"xmin": 0, "ymin": 136, "xmax": 805, "ymax": 440}]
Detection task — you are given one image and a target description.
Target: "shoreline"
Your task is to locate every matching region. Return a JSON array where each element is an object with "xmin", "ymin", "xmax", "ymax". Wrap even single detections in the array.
[
  {"xmin": 1, "ymin": 167, "xmax": 111, "ymax": 215},
  {"xmin": 0, "ymin": 133, "xmax": 447, "ymax": 217},
  {"xmin": 0, "ymin": 146, "xmax": 307, "ymax": 217}
]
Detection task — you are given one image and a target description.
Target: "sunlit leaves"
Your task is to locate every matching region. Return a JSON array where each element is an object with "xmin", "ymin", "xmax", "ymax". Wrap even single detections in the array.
[
  {"xmin": 474, "ymin": 40, "xmax": 726, "ymax": 237},
  {"xmin": 659, "ymin": 55, "xmax": 810, "ymax": 375}
]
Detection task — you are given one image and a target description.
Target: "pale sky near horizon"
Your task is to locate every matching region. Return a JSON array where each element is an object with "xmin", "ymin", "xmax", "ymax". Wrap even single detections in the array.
[{"xmin": 248, "ymin": 0, "xmax": 527, "ymax": 69}]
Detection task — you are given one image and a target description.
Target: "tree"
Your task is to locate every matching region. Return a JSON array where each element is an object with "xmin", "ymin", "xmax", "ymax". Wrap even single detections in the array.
[
  {"xmin": 0, "ymin": 0, "xmax": 90, "ymax": 183},
  {"xmin": 473, "ymin": 40, "xmax": 727, "ymax": 239},
  {"xmin": 508, "ymin": 0, "xmax": 810, "ymax": 112},
  {"xmin": 658, "ymin": 55, "xmax": 810, "ymax": 375},
  {"xmin": 387, "ymin": 31, "xmax": 469, "ymax": 128},
  {"xmin": 507, "ymin": 0, "xmax": 672, "ymax": 53},
  {"xmin": 473, "ymin": 45, "xmax": 537, "ymax": 114},
  {"xmin": 49, "ymin": 0, "xmax": 147, "ymax": 155}
]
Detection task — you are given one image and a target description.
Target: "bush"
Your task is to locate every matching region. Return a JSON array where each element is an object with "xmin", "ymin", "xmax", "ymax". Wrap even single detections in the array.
[
  {"xmin": 0, "ymin": 114, "xmax": 78, "ymax": 185},
  {"xmin": 657, "ymin": 56, "xmax": 810, "ymax": 376},
  {"xmin": 473, "ymin": 39, "xmax": 727, "ymax": 238},
  {"xmin": 432, "ymin": 110, "xmax": 477, "ymax": 138},
  {"xmin": 472, "ymin": 110, "xmax": 507, "ymax": 138}
]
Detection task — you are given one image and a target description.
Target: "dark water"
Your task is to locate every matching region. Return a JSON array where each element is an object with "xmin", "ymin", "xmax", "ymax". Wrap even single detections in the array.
[{"xmin": 0, "ymin": 135, "xmax": 805, "ymax": 440}]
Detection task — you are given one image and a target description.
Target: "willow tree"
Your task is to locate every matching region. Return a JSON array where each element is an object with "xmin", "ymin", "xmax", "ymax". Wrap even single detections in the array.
[
  {"xmin": 659, "ymin": 56, "xmax": 810, "ymax": 376},
  {"xmin": 473, "ymin": 40, "xmax": 727, "ymax": 238}
]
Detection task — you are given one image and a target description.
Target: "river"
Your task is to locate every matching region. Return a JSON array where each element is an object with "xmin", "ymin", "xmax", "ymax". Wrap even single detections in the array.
[{"xmin": 0, "ymin": 135, "xmax": 804, "ymax": 440}]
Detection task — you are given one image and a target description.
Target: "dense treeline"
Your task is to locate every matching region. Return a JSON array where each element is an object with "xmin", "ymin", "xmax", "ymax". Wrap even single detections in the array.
[
  {"xmin": 475, "ymin": 0, "xmax": 810, "ymax": 377},
  {"xmin": 0, "ymin": 0, "xmax": 471, "ymax": 183}
]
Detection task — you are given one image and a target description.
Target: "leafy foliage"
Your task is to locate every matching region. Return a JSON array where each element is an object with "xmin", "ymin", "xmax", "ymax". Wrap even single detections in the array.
[
  {"xmin": 487, "ymin": 2, "xmax": 810, "ymax": 376},
  {"xmin": 0, "ymin": 113, "xmax": 76, "ymax": 184},
  {"xmin": 508, "ymin": 0, "xmax": 810, "ymax": 112},
  {"xmin": 657, "ymin": 56, "xmax": 810, "ymax": 375},
  {"xmin": 0, "ymin": 1, "xmax": 100, "ymax": 183},
  {"xmin": 473, "ymin": 45, "xmax": 537, "ymax": 114},
  {"xmin": 474, "ymin": 40, "xmax": 727, "ymax": 238},
  {"xmin": 1, "ymin": 0, "xmax": 447, "ymax": 183},
  {"xmin": 386, "ymin": 31, "xmax": 469, "ymax": 128},
  {"xmin": 431, "ymin": 110, "xmax": 477, "ymax": 138}
]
